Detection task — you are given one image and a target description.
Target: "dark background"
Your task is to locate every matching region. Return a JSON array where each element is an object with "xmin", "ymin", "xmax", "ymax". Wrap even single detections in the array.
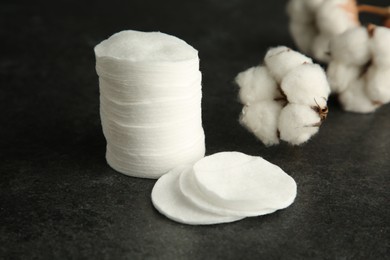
[{"xmin": 1, "ymin": 0, "xmax": 389, "ymax": 259}]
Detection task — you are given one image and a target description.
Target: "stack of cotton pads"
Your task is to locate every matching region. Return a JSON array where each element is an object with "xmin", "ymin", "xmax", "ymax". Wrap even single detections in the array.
[
  {"xmin": 94, "ymin": 30, "xmax": 205, "ymax": 178},
  {"xmin": 152, "ymin": 152, "xmax": 297, "ymax": 225}
]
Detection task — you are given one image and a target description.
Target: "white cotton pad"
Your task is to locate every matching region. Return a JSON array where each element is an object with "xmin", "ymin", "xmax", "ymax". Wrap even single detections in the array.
[
  {"xmin": 327, "ymin": 61, "xmax": 361, "ymax": 93},
  {"xmin": 151, "ymin": 166, "xmax": 244, "ymax": 225},
  {"xmin": 99, "ymin": 75, "xmax": 201, "ymax": 103},
  {"xmin": 95, "ymin": 30, "xmax": 198, "ymax": 63},
  {"xmin": 106, "ymin": 141, "xmax": 205, "ymax": 179},
  {"xmin": 99, "ymin": 92, "xmax": 201, "ymax": 126},
  {"xmin": 278, "ymin": 104, "xmax": 321, "ymax": 145},
  {"xmin": 179, "ymin": 165, "xmax": 276, "ymax": 217},
  {"xmin": 239, "ymin": 101, "xmax": 283, "ymax": 146},
  {"xmin": 95, "ymin": 30, "xmax": 205, "ymax": 178},
  {"xmin": 281, "ymin": 63, "xmax": 330, "ymax": 108},
  {"xmin": 365, "ymin": 66, "xmax": 390, "ymax": 105},
  {"xmin": 338, "ymin": 78, "xmax": 379, "ymax": 114},
  {"xmin": 264, "ymin": 46, "xmax": 313, "ymax": 83},
  {"xmin": 236, "ymin": 66, "xmax": 280, "ymax": 105},
  {"xmin": 180, "ymin": 152, "xmax": 296, "ymax": 217}
]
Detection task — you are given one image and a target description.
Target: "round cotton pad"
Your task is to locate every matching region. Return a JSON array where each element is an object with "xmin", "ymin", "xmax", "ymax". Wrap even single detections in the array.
[
  {"xmin": 179, "ymin": 166, "xmax": 276, "ymax": 217},
  {"xmin": 185, "ymin": 152, "xmax": 297, "ymax": 216},
  {"xmin": 151, "ymin": 166, "xmax": 244, "ymax": 225}
]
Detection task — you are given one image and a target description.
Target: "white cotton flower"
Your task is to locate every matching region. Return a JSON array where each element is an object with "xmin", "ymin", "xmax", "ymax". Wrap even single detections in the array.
[
  {"xmin": 338, "ymin": 78, "xmax": 380, "ymax": 114},
  {"xmin": 370, "ymin": 26, "xmax": 390, "ymax": 67},
  {"xmin": 330, "ymin": 26, "xmax": 371, "ymax": 66},
  {"xmin": 365, "ymin": 66, "xmax": 390, "ymax": 105},
  {"xmin": 236, "ymin": 66, "xmax": 280, "ymax": 105},
  {"xmin": 327, "ymin": 61, "xmax": 361, "ymax": 93},
  {"xmin": 289, "ymin": 21, "xmax": 318, "ymax": 54},
  {"xmin": 237, "ymin": 46, "xmax": 330, "ymax": 145},
  {"xmin": 278, "ymin": 104, "xmax": 321, "ymax": 145},
  {"xmin": 239, "ymin": 101, "xmax": 283, "ymax": 146},
  {"xmin": 264, "ymin": 46, "xmax": 313, "ymax": 83},
  {"xmin": 286, "ymin": 0, "xmax": 359, "ymax": 62},
  {"xmin": 327, "ymin": 25, "xmax": 390, "ymax": 113},
  {"xmin": 281, "ymin": 63, "xmax": 330, "ymax": 108},
  {"xmin": 311, "ymin": 33, "xmax": 332, "ymax": 62},
  {"xmin": 315, "ymin": 0, "xmax": 359, "ymax": 36}
]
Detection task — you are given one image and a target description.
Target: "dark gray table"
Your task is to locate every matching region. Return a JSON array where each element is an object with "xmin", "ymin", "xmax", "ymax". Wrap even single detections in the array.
[{"xmin": 1, "ymin": 0, "xmax": 389, "ymax": 259}]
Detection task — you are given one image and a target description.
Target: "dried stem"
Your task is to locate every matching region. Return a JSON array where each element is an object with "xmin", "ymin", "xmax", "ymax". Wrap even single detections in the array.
[{"xmin": 358, "ymin": 5, "xmax": 390, "ymax": 17}]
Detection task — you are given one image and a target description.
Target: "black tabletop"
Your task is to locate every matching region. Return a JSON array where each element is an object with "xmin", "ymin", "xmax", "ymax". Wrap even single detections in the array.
[{"xmin": 1, "ymin": 0, "xmax": 389, "ymax": 259}]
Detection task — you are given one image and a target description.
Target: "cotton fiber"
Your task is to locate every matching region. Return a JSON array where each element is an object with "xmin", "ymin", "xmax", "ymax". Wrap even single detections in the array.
[
  {"xmin": 327, "ymin": 25, "xmax": 390, "ymax": 113},
  {"xmin": 236, "ymin": 46, "xmax": 330, "ymax": 146},
  {"xmin": 286, "ymin": 0, "xmax": 359, "ymax": 62}
]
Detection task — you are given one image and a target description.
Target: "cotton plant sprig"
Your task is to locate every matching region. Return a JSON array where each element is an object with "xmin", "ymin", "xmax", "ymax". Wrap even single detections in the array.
[
  {"xmin": 287, "ymin": 0, "xmax": 390, "ymax": 63},
  {"xmin": 327, "ymin": 24, "xmax": 390, "ymax": 113},
  {"xmin": 236, "ymin": 46, "xmax": 330, "ymax": 146}
]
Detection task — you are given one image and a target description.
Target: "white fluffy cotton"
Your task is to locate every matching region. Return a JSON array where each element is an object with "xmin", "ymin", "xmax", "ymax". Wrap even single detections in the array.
[
  {"xmin": 371, "ymin": 27, "xmax": 390, "ymax": 67},
  {"xmin": 281, "ymin": 63, "xmax": 330, "ymax": 108},
  {"xmin": 327, "ymin": 61, "xmax": 361, "ymax": 93},
  {"xmin": 286, "ymin": 0, "xmax": 359, "ymax": 62},
  {"xmin": 338, "ymin": 78, "xmax": 380, "ymax": 113},
  {"xmin": 239, "ymin": 101, "xmax": 283, "ymax": 146},
  {"xmin": 329, "ymin": 26, "xmax": 371, "ymax": 66},
  {"xmin": 365, "ymin": 66, "xmax": 390, "ymax": 105},
  {"xmin": 327, "ymin": 25, "xmax": 390, "ymax": 113},
  {"xmin": 315, "ymin": 0, "xmax": 358, "ymax": 36},
  {"xmin": 236, "ymin": 66, "xmax": 280, "ymax": 105},
  {"xmin": 237, "ymin": 46, "xmax": 330, "ymax": 146},
  {"xmin": 264, "ymin": 46, "xmax": 313, "ymax": 83},
  {"xmin": 278, "ymin": 104, "xmax": 321, "ymax": 145}
]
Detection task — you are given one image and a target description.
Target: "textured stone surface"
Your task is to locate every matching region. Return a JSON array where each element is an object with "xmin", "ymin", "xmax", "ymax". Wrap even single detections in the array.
[{"xmin": 0, "ymin": 0, "xmax": 389, "ymax": 259}]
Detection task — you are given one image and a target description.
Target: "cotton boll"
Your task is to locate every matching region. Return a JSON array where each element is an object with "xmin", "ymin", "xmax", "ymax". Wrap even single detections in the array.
[
  {"xmin": 305, "ymin": 0, "xmax": 325, "ymax": 12},
  {"xmin": 338, "ymin": 78, "xmax": 380, "ymax": 113},
  {"xmin": 329, "ymin": 27, "xmax": 370, "ymax": 66},
  {"xmin": 236, "ymin": 66, "xmax": 280, "ymax": 105},
  {"xmin": 327, "ymin": 61, "xmax": 361, "ymax": 93},
  {"xmin": 365, "ymin": 66, "xmax": 390, "ymax": 105},
  {"xmin": 311, "ymin": 34, "xmax": 331, "ymax": 62},
  {"xmin": 370, "ymin": 26, "xmax": 390, "ymax": 67},
  {"xmin": 278, "ymin": 104, "xmax": 321, "ymax": 145},
  {"xmin": 316, "ymin": 0, "xmax": 359, "ymax": 36},
  {"xmin": 281, "ymin": 64, "xmax": 330, "ymax": 108},
  {"xmin": 264, "ymin": 46, "xmax": 313, "ymax": 83},
  {"xmin": 289, "ymin": 21, "xmax": 318, "ymax": 54},
  {"xmin": 239, "ymin": 101, "xmax": 283, "ymax": 146},
  {"xmin": 286, "ymin": 0, "xmax": 311, "ymax": 23}
]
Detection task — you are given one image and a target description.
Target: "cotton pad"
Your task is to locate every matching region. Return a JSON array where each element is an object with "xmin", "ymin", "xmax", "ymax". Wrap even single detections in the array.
[
  {"xmin": 94, "ymin": 30, "xmax": 205, "ymax": 178},
  {"xmin": 193, "ymin": 152, "xmax": 297, "ymax": 211},
  {"xmin": 151, "ymin": 166, "xmax": 244, "ymax": 225}
]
